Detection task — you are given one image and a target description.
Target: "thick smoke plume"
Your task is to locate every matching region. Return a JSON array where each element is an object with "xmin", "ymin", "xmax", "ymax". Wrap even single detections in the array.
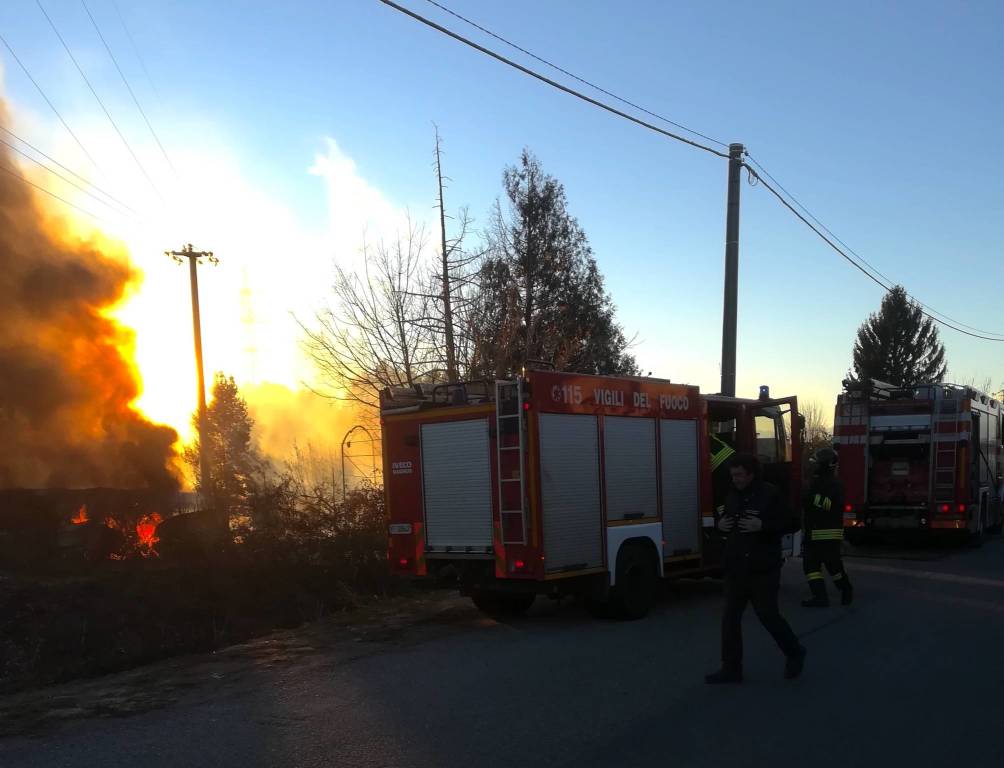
[{"xmin": 0, "ymin": 112, "xmax": 179, "ymax": 490}]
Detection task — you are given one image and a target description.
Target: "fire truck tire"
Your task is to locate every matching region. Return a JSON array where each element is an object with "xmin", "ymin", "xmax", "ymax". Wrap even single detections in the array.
[
  {"xmin": 610, "ymin": 544, "xmax": 659, "ymax": 620},
  {"xmin": 471, "ymin": 591, "xmax": 536, "ymax": 617}
]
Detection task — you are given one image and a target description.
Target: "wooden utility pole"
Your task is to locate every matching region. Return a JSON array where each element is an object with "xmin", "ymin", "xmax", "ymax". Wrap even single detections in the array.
[
  {"xmin": 434, "ymin": 126, "xmax": 458, "ymax": 383},
  {"xmin": 166, "ymin": 244, "xmax": 218, "ymax": 518},
  {"xmin": 720, "ymin": 143, "xmax": 744, "ymax": 397}
]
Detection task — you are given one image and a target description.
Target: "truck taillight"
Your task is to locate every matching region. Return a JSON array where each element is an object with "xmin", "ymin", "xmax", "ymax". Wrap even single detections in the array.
[
  {"xmin": 938, "ymin": 504, "xmax": 950, "ymax": 514},
  {"xmin": 398, "ymin": 557, "xmax": 410, "ymax": 568},
  {"xmin": 958, "ymin": 503, "xmax": 967, "ymax": 514},
  {"xmin": 844, "ymin": 504, "xmax": 853, "ymax": 514}
]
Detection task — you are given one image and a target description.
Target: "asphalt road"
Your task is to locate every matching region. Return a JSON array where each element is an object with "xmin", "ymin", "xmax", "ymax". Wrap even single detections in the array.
[{"xmin": 4, "ymin": 538, "xmax": 1004, "ymax": 768}]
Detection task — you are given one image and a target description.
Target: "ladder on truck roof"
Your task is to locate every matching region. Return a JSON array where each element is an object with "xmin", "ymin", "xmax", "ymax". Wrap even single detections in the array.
[
  {"xmin": 496, "ymin": 380, "xmax": 527, "ymax": 545},
  {"xmin": 934, "ymin": 396, "xmax": 959, "ymax": 503}
]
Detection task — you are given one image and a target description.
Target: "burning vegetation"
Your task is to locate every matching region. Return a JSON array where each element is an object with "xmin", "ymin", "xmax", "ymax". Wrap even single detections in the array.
[{"xmin": 0, "ymin": 104, "xmax": 179, "ymax": 491}]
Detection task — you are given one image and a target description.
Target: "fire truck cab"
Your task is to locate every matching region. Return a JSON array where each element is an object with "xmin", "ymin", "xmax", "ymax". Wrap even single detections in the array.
[
  {"xmin": 834, "ymin": 379, "xmax": 1004, "ymax": 543},
  {"xmin": 382, "ymin": 370, "xmax": 802, "ymax": 619}
]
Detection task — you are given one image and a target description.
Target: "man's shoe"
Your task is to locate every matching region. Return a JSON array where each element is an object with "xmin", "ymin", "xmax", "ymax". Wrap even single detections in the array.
[
  {"xmin": 784, "ymin": 647, "xmax": 807, "ymax": 680},
  {"xmin": 704, "ymin": 668, "xmax": 743, "ymax": 685},
  {"xmin": 801, "ymin": 597, "xmax": 829, "ymax": 608},
  {"xmin": 841, "ymin": 585, "xmax": 854, "ymax": 606}
]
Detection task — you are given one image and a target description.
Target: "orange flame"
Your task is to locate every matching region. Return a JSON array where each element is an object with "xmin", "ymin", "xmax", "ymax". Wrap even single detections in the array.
[
  {"xmin": 135, "ymin": 513, "xmax": 162, "ymax": 552},
  {"xmin": 70, "ymin": 505, "xmax": 89, "ymax": 525}
]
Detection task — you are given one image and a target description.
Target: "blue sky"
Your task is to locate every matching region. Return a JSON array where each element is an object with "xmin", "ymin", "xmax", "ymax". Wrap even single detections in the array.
[{"xmin": 1, "ymin": 0, "xmax": 1002, "ymax": 435}]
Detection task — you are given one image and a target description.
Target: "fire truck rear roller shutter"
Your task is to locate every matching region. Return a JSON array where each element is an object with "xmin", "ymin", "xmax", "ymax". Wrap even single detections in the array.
[
  {"xmin": 539, "ymin": 413, "xmax": 603, "ymax": 572},
  {"xmin": 603, "ymin": 416, "xmax": 658, "ymax": 522},
  {"xmin": 661, "ymin": 419, "xmax": 701, "ymax": 556},
  {"xmin": 421, "ymin": 419, "xmax": 493, "ymax": 550}
]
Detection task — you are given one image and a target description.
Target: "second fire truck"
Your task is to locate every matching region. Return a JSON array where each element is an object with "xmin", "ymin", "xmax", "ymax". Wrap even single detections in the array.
[
  {"xmin": 382, "ymin": 370, "xmax": 803, "ymax": 620},
  {"xmin": 834, "ymin": 379, "xmax": 1004, "ymax": 543}
]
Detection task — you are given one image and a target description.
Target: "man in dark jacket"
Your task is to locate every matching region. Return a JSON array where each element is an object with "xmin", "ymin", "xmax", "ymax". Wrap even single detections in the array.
[
  {"xmin": 706, "ymin": 454, "xmax": 806, "ymax": 684},
  {"xmin": 801, "ymin": 447, "xmax": 853, "ymax": 607}
]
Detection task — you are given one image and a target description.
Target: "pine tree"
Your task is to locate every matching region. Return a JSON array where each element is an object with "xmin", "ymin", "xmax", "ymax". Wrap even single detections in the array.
[
  {"xmin": 852, "ymin": 286, "xmax": 947, "ymax": 386},
  {"xmin": 184, "ymin": 374, "xmax": 261, "ymax": 526},
  {"xmin": 477, "ymin": 149, "xmax": 638, "ymax": 377}
]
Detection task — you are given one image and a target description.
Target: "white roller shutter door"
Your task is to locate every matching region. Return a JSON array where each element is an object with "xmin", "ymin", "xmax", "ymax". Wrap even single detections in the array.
[
  {"xmin": 661, "ymin": 419, "xmax": 701, "ymax": 556},
  {"xmin": 539, "ymin": 413, "xmax": 603, "ymax": 572},
  {"xmin": 421, "ymin": 419, "xmax": 493, "ymax": 550},
  {"xmin": 604, "ymin": 416, "xmax": 658, "ymax": 522}
]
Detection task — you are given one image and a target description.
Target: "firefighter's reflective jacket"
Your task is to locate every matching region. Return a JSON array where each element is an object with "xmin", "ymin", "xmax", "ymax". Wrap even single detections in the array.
[{"xmin": 802, "ymin": 474, "xmax": 845, "ymax": 544}]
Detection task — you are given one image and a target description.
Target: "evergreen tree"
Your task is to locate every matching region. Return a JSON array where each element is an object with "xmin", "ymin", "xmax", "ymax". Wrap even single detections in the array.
[
  {"xmin": 852, "ymin": 286, "xmax": 947, "ymax": 386},
  {"xmin": 477, "ymin": 149, "xmax": 637, "ymax": 377},
  {"xmin": 184, "ymin": 374, "xmax": 261, "ymax": 528}
]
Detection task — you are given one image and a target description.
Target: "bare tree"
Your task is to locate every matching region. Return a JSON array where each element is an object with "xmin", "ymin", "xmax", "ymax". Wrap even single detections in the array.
[
  {"xmin": 434, "ymin": 127, "xmax": 459, "ymax": 383},
  {"xmin": 300, "ymin": 221, "xmax": 436, "ymax": 410},
  {"xmin": 800, "ymin": 400, "xmax": 833, "ymax": 476},
  {"xmin": 302, "ymin": 145, "xmax": 640, "ymax": 413},
  {"xmin": 425, "ymin": 127, "xmax": 486, "ymax": 383},
  {"xmin": 955, "ymin": 375, "xmax": 997, "ymax": 394}
]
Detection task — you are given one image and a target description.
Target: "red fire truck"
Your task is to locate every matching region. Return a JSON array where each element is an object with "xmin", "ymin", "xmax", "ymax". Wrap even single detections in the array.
[
  {"xmin": 834, "ymin": 379, "xmax": 1004, "ymax": 543},
  {"xmin": 382, "ymin": 370, "xmax": 803, "ymax": 619}
]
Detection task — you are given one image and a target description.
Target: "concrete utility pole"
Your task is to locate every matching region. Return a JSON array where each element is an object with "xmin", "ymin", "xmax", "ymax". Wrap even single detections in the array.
[
  {"xmin": 720, "ymin": 143, "xmax": 744, "ymax": 397},
  {"xmin": 166, "ymin": 243, "xmax": 218, "ymax": 511}
]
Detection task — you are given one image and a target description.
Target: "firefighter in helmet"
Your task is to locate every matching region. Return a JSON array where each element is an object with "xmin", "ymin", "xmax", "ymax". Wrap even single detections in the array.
[{"xmin": 801, "ymin": 447, "xmax": 854, "ymax": 607}]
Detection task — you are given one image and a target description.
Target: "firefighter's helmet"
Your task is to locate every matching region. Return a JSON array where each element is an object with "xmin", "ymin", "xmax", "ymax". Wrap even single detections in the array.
[{"xmin": 811, "ymin": 447, "xmax": 838, "ymax": 469}]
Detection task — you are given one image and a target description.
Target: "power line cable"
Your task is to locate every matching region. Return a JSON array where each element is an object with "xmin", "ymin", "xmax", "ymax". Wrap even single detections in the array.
[
  {"xmin": 0, "ymin": 31, "xmax": 107, "ymax": 180},
  {"xmin": 746, "ymin": 154, "xmax": 1003, "ymax": 337},
  {"xmin": 0, "ymin": 134, "xmax": 142, "ymax": 222},
  {"xmin": 111, "ymin": 0, "xmax": 162, "ymax": 106},
  {"xmin": 383, "ymin": 0, "xmax": 1000, "ymax": 341},
  {"xmin": 0, "ymin": 162, "xmax": 124, "ymax": 230},
  {"xmin": 81, "ymin": 0, "xmax": 177, "ymax": 176},
  {"xmin": 744, "ymin": 163, "xmax": 1004, "ymax": 342},
  {"xmin": 378, "ymin": 0, "xmax": 729, "ymax": 159},
  {"xmin": 0, "ymin": 125, "xmax": 141, "ymax": 218},
  {"xmin": 745, "ymin": 153, "xmax": 1004, "ymax": 339},
  {"xmin": 421, "ymin": 0, "xmax": 727, "ymax": 149},
  {"xmin": 36, "ymin": 0, "xmax": 167, "ymax": 204}
]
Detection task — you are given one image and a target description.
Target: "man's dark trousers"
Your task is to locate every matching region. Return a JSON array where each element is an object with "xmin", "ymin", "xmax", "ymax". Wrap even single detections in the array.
[{"xmin": 722, "ymin": 567, "xmax": 801, "ymax": 670}]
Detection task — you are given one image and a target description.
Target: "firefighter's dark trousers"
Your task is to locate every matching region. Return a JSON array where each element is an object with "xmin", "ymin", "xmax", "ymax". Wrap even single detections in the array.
[
  {"xmin": 803, "ymin": 541, "xmax": 852, "ymax": 602},
  {"xmin": 722, "ymin": 568, "xmax": 802, "ymax": 671}
]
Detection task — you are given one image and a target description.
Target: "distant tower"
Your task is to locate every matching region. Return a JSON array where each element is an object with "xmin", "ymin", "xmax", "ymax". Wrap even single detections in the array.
[{"xmin": 239, "ymin": 268, "xmax": 258, "ymax": 384}]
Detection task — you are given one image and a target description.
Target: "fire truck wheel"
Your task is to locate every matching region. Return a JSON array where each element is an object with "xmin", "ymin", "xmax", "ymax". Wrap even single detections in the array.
[
  {"xmin": 611, "ymin": 544, "xmax": 659, "ymax": 620},
  {"xmin": 471, "ymin": 591, "xmax": 536, "ymax": 617}
]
